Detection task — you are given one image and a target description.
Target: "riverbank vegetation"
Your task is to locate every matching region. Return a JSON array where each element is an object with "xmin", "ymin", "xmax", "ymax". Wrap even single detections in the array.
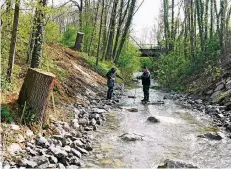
[{"xmin": 155, "ymin": 0, "xmax": 231, "ymax": 91}]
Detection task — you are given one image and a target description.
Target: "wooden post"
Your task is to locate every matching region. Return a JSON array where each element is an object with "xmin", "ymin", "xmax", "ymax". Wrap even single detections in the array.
[
  {"xmin": 74, "ymin": 32, "xmax": 84, "ymax": 51},
  {"xmin": 18, "ymin": 68, "xmax": 56, "ymax": 124}
]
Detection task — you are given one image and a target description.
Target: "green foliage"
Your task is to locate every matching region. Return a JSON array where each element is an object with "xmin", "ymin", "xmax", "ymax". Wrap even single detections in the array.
[
  {"xmin": 45, "ymin": 21, "xmax": 61, "ymax": 43},
  {"xmin": 60, "ymin": 26, "xmax": 78, "ymax": 47},
  {"xmin": 1, "ymin": 107, "xmax": 13, "ymax": 123},
  {"xmin": 155, "ymin": 35, "xmax": 221, "ymax": 91},
  {"xmin": 81, "ymin": 53, "xmax": 114, "ymax": 76},
  {"xmin": 140, "ymin": 57, "xmax": 154, "ymax": 71},
  {"xmin": 117, "ymin": 42, "xmax": 141, "ymax": 81}
]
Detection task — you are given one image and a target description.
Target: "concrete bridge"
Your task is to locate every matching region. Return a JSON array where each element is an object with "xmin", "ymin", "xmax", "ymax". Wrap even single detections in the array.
[{"xmin": 138, "ymin": 44, "xmax": 167, "ymax": 57}]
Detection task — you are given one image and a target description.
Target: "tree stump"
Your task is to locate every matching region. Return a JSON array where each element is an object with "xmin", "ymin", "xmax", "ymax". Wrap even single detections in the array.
[
  {"xmin": 74, "ymin": 32, "xmax": 84, "ymax": 51},
  {"xmin": 18, "ymin": 68, "xmax": 56, "ymax": 124}
]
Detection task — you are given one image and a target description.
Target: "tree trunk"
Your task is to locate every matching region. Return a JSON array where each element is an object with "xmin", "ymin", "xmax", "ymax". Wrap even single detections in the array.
[
  {"xmin": 18, "ymin": 68, "xmax": 56, "ymax": 124},
  {"xmin": 31, "ymin": 0, "xmax": 47, "ymax": 68},
  {"xmin": 220, "ymin": 0, "xmax": 226, "ymax": 55},
  {"xmin": 204, "ymin": 0, "xmax": 209, "ymax": 41},
  {"xmin": 6, "ymin": 0, "xmax": 20, "ymax": 82},
  {"xmin": 114, "ymin": 0, "xmax": 136, "ymax": 64},
  {"xmin": 74, "ymin": 32, "xmax": 84, "ymax": 51},
  {"xmin": 27, "ymin": 9, "xmax": 37, "ymax": 64},
  {"xmin": 105, "ymin": 0, "xmax": 119, "ymax": 60},
  {"xmin": 210, "ymin": 0, "xmax": 214, "ymax": 38},
  {"xmin": 96, "ymin": 0, "xmax": 105, "ymax": 66},
  {"xmin": 190, "ymin": 0, "xmax": 195, "ymax": 57}
]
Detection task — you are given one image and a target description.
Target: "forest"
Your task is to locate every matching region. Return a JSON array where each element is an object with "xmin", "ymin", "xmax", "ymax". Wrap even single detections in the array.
[{"xmin": 1, "ymin": 0, "xmax": 231, "ymax": 168}]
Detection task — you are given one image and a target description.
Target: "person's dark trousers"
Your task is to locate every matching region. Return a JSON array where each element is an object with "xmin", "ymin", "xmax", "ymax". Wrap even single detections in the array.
[
  {"xmin": 107, "ymin": 86, "xmax": 114, "ymax": 99},
  {"xmin": 143, "ymin": 85, "xmax": 150, "ymax": 101}
]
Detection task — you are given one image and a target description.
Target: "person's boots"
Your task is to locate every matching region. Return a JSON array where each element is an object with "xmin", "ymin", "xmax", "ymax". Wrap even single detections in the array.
[{"xmin": 146, "ymin": 93, "xmax": 150, "ymax": 102}]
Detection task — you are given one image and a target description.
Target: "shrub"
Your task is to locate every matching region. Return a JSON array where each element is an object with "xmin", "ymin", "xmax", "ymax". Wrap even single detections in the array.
[{"xmin": 60, "ymin": 26, "xmax": 77, "ymax": 47}]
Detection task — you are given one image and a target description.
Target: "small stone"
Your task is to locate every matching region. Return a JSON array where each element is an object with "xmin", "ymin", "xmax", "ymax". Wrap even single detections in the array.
[
  {"xmin": 63, "ymin": 145, "xmax": 71, "ymax": 152},
  {"xmin": 158, "ymin": 159, "xmax": 198, "ymax": 168},
  {"xmin": 90, "ymin": 118, "xmax": 97, "ymax": 126},
  {"xmin": 36, "ymin": 134, "xmax": 50, "ymax": 148},
  {"xmin": 75, "ymin": 147, "xmax": 89, "ymax": 155},
  {"xmin": 73, "ymin": 139, "xmax": 84, "ymax": 148},
  {"xmin": 78, "ymin": 118, "xmax": 89, "ymax": 126},
  {"xmin": 49, "ymin": 146, "xmax": 68, "ymax": 158},
  {"xmin": 32, "ymin": 155, "xmax": 49, "ymax": 166},
  {"xmin": 147, "ymin": 116, "xmax": 160, "ymax": 123},
  {"xmin": 21, "ymin": 159, "xmax": 37, "ymax": 168},
  {"xmin": 49, "ymin": 156, "xmax": 58, "ymax": 164},
  {"xmin": 84, "ymin": 126, "xmax": 93, "ymax": 131},
  {"xmin": 215, "ymin": 83, "xmax": 225, "ymax": 92},
  {"xmin": 71, "ymin": 148, "xmax": 82, "ymax": 158},
  {"xmin": 198, "ymin": 132, "xmax": 223, "ymax": 140},
  {"xmin": 85, "ymin": 142, "xmax": 93, "ymax": 151},
  {"xmin": 119, "ymin": 133, "xmax": 144, "ymax": 141},
  {"xmin": 124, "ymin": 107, "xmax": 138, "ymax": 112},
  {"xmin": 68, "ymin": 156, "xmax": 80, "ymax": 165},
  {"xmin": 57, "ymin": 163, "xmax": 66, "ymax": 169},
  {"xmin": 72, "ymin": 119, "xmax": 80, "ymax": 129},
  {"xmin": 205, "ymin": 89, "xmax": 214, "ymax": 95}
]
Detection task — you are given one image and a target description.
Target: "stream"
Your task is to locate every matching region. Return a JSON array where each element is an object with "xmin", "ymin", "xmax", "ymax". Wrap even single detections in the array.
[{"xmin": 81, "ymin": 75, "xmax": 231, "ymax": 168}]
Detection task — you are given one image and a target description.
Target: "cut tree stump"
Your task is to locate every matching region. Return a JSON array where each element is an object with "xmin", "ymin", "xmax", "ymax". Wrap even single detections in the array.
[
  {"xmin": 74, "ymin": 32, "xmax": 84, "ymax": 51},
  {"xmin": 18, "ymin": 68, "xmax": 56, "ymax": 124}
]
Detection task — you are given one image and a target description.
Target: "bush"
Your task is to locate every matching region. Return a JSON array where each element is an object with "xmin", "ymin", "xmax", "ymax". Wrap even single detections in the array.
[
  {"xmin": 117, "ymin": 42, "xmax": 141, "ymax": 82},
  {"xmin": 60, "ymin": 26, "xmax": 78, "ymax": 47},
  {"xmin": 45, "ymin": 21, "xmax": 61, "ymax": 43}
]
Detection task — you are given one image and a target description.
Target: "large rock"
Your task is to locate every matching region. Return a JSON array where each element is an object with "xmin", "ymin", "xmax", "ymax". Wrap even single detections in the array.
[
  {"xmin": 75, "ymin": 147, "xmax": 89, "ymax": 155},
  {"xmin": 158, "ymin": 159, "xmax": 198, "ymax": 168},
  {"xmin": 198, "ymin": 132, "xmax": 223, "ymax": 140},
  {"xmin": 147, "ymin": 116, "xmax": 160, "ymax": 123},
  {"xmin": 119, "ymin": 133, "xmax": 144, "ymax": 141}
]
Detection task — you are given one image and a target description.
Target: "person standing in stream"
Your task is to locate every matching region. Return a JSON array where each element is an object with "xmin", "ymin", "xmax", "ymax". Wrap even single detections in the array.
[
  {"xmin": 106, "ymin": 67, "xmax": 123, "ymax": 100},
  {"xmin": 138, "ymin": 66, "xmax": 151, "ymax": 102}
]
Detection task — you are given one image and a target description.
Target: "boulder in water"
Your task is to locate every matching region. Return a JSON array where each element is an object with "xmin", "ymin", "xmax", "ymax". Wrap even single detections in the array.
[
  {"xmin": 147, "ymin": 116, "xmax": 160, "ymax": 123},
  {"xmin": 119, "ymin": 133, "xmax": 144, "ymax": 141},
  {"xmin": 158, "ymin": 159, "xmax": 198, "ymax": 168},
  {"xmin": 197, "ymin": 132, "xmax": 223, "ymax": 140}
]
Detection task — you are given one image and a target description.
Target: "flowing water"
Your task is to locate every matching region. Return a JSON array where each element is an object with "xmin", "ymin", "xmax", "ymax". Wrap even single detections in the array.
[{"xmin": 82, "ymin": 76, "xmax": 231, "ymax": 168}]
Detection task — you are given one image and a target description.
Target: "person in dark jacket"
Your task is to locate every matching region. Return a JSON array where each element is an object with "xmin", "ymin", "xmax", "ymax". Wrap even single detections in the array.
[
  {"xmin": 138, "ymin": 66, "xmax": 151, "ymax": 102},
  {"xmin": 106, "ymin": 67, "xmax": 123, "ymax": 100}
]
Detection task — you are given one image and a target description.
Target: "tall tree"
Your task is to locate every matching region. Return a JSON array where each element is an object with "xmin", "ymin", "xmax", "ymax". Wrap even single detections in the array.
[
  {"xmin": 104, "ymin": 0, "xmax": 119, "ymax": 60},
  {"xmin": 114, "ymin": 0, "xmax": 137, "ymax": 64},
  {"xmin": 31, "ymin": 0, "xmax": 47, "ymax": 68},
  {"xmin": 96, "ymin": 0, "xmax": 105, "ymax": 66},
  {"xmin": 6, "ymin": 0, "xmax": 20, "ymax": 82}
]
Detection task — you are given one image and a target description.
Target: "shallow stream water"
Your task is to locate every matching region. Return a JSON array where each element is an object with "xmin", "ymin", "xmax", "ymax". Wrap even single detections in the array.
[{"xmin": 82, "ymin": 77, "xmax": 231, "ymax": 168}]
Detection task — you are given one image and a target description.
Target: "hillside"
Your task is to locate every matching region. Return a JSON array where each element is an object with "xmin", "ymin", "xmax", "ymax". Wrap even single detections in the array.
[{"xmin": 2, "ymin": 44, "xmax": 107, "ymax": 123}]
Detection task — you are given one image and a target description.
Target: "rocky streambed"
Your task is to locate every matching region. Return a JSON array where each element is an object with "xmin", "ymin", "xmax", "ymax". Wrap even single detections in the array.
[
  {"xmin": 1, "ymin": 87, "xmax": 124, "ymax": 169},
  {"xmin": 2, "ymin": 77, "xmax": 231, "ymax": 168}
]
